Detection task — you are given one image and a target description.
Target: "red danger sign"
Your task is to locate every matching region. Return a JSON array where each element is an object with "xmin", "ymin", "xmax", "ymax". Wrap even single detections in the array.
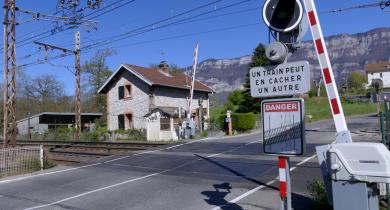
[{"xmin": 264, "ymin": 101, "xmax": 299, "ymax": 112}]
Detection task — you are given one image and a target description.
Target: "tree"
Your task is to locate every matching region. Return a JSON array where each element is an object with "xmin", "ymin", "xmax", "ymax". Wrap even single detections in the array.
[
  {"xmin": 24, "ymin": 75, "xmax": 65, "ymax": 103},
  {"xmin": 237, "ymin": 43, "xmax": 271, "ymax": 113},
  {"xmin": 23, "ymin": 74, "xmax": 69, "ymax": 114},
  {"xmin": 82, "ymin": 49, "xmax": 115, "ymax": 113},
  {"xmin": 347, "ymin": 71, "xmax": 367, "ymax": 90}
]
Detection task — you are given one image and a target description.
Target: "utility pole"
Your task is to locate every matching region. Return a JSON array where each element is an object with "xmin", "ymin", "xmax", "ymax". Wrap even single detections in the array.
[
  {"xmin": 75, "ymin": 31, "xmax": 81, "ymax": 140},
  {"xmin": 27, "ymin": 112, "xmax": 31, "ymax": 140},
  {"xmin": 3, "ymin": 0, "xmax": 17, "ymax": 147},
  {"xmin": 187, "ymin": 43, "xmax": 199, "ymax": 120},
  {"xmin": 33, "ymin": 31, "xmax": 81, "ymax": 140}
]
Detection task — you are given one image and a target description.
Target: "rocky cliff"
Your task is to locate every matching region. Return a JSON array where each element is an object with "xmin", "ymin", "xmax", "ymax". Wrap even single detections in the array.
[{"xmin": 190, "ymin": 27, "xmax": 390, "ymax": 94}]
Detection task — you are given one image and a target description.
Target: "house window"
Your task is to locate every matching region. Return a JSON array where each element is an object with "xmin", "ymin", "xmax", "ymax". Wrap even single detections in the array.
[
  {"xmin": 118, "ymin": 114, "xmax": 125, "ymax": 130},
  {"xmin": 160, "ymin": 118, "xmax": 170, "ymax": 130},
  {"xmin": 118, "ymin": 84, "xmax": 132, "ymax": 100},
  {"xmin": 118, "ymin": 86, "xmax": 124, "ymax": 100},
  {"xmin": 124, "ymin": 84, "xmax": 132, "ymax": 98},
  {"xmin": 125, "ymin": 113, "xmax": 133, "ymax": 129},
  {"xmin": 380, "ymin": 73, "xmax": 383, "ymax": 78}
]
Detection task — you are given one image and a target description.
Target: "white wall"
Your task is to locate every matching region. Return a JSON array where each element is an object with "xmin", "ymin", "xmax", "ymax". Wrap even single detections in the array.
[
  {"xmin": 107, "ymin": 70, "xmax": 150, "ymax": 130},
  {"xmin": 367, "ymin": 71, "xmax": 390, "ymax": 88}
]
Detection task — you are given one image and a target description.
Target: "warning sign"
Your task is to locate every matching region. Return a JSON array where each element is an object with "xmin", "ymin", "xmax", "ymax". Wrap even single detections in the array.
[
  {"xmin": 262, "ymin": 98, "xmax": 305, "ymax": 156},
  {"xmin": 250, "ymin": 60, "xmax": 310, "ymax": 97}
]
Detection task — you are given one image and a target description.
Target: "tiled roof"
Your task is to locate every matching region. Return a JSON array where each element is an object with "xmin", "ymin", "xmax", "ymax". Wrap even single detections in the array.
[
  {"xmin": 98, "ymin": 64, "xmax": 214, "ymax": 93},
  {"xmin": 125, "ymin": 64, "xmax": 213, "ymax": 93},
  {"xmin": 365, "ymin": 61, "xmax": 390, "ymax": 73}
]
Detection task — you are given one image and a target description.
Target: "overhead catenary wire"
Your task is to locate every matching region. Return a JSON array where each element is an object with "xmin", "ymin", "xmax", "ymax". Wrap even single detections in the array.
[
  {"xmin": 320, "ymin": 0, "xmax": 390, "ymax": 14},
  {"xmin": 18, "ymin": 21, "xmax": 260, "ymax": 69},
  {"xmin": 2, "ymin": 0, "xmax": 137, "ymax": 51},
  {"xmin": 17, "ymin": 1, "xmax": 255, "ymax": 68},
  {"xmin": 82, "ymin": 0, "xmax": 250, "ymax": 50},
  {"xmin": 16, "ymin": 0, "xmax": 236, "ymax": 66},
  {"xmin": 81, "ymin": 0, "xmax": 225, "ymax": 49}
]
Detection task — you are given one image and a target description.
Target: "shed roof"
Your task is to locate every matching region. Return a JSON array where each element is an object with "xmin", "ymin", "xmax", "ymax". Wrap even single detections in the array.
[
  {"xmin": 144, "ymin": 107, "xmax": 179, "ymax": 118},
  {"xmin": 98, "ymin": 64, "xmax": 214, "ymax": 94},
  {"xmin": 365, "ymin": 61, "xmax": 390, "ymax": 73},
  {"xmin": 16, "ymin": 112, "xmax": 102, "ymax": 123}
]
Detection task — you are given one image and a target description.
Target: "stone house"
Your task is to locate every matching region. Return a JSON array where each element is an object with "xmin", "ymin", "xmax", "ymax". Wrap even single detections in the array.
[
  {"xmin": 98, "ymin": 62, "xmax": 214, "ymax": 139},
  {"xmin": 366, "ymin": 61, "xmax": 390, "ymax": 88}
]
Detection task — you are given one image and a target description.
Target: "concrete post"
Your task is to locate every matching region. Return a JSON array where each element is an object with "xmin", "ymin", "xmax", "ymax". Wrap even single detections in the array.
[
  {"xmin": 227, "ymin": 110, "xmax": 232, "ymax": 136},
  {"xmin": 39, "ymin": 145, "xmax": 43, "ymax": 170}
]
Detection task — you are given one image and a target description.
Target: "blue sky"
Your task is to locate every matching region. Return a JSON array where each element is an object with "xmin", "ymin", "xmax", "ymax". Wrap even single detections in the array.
[{"xmin": 2, "ymin": 0, "xmax": 389, "ymax": 95}]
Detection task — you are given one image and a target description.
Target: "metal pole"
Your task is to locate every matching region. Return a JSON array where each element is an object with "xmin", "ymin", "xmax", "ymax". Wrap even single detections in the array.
[
  {"xmin": 279, "ymin": 156, "xmax": 291, "ymax": 210},
  {"xmin": 380, "ymin": 112, "xmax": 386, "ymax": 144},
  {"xmin": 3, "ymin": 0, "xmax": 9, "ymax": 147},
  {"xmin": 187, "ymin": 43, "xmax": 199, "ymax": 119},
  {"xmin": 75, "ymin": 31, "xmax": 81, "ymax": 140},
  {"xmin": 3, "ymin": 0, "xmax": 17, "ymax": 147},
  {"xmin": 27, "ymin": 112, "xmax": 31, "ymax": 140}
]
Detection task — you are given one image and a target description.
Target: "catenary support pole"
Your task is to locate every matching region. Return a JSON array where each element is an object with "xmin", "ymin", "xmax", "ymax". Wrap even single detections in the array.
[
  {"xmin": 75, "ymin": 31, "xmax": 81, "ymax": 140},
  {"xmin": 3, "ymin": 0, "xmax": 17, "ymax": 147}
]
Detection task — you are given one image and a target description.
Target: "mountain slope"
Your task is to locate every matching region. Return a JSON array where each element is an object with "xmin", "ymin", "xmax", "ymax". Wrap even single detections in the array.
[{"xmin": 191, "ymin": 27, "xmax": 390, "ymax": 94}]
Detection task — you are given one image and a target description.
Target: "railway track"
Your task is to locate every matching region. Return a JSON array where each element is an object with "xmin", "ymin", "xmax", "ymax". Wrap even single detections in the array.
[{"xmin": 16, "ymin": 140, "xmax": 168, "ymax": 165}]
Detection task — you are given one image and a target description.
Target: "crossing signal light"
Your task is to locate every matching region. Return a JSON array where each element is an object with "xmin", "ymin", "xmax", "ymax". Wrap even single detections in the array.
[{"xmin": 262, "ymin": 0, "xmax": 303, "ymax": 33}]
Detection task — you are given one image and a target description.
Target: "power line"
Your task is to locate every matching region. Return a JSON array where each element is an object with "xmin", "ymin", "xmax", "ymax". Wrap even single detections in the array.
[
  {"xmin": 73, "ymin": 5, "xmax": 259, "ymax": 48},
  {"xmin": 320, "ymin": 0, "xmax": 390, "ymax": 14},
  {"xmin": 83, "ymin": 0, "xmax": 249, "ymax": 50},
  {"xmin": 18, "ymin": 21, "xmax": 260, "ymax": 69},
  {"xmin": 15, "ymin": 0, "xmax": 226, "ymax": 64},
  {"xmin": 3, "ymin": 0, "xmax": 137, "ymax": 50},
  {"xmin": 85, "ymin": 22, "xmax": 261, "ymax": 52},
  {"xmin": 16, "ymin": 1, "xmax": 254, "ymax": 67},
  {"xmin": 81, "ymin": 0, "xmax": 224, "ymax": 48}
]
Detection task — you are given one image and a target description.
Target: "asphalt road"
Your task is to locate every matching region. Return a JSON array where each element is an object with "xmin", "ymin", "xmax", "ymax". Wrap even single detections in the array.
[{"xmin": 0, "ymin": 115, "xmax": 380, "ymax": 210}]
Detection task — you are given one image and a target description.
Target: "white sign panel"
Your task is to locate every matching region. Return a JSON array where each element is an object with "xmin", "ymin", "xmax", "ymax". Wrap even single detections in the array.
[
  {"xmin": 250, "ymin": 60, "xmax": 310, "ymax": 97},
  {"xmin": 261, "ymin": 98, "xmax": 305, "ymax": 156}
]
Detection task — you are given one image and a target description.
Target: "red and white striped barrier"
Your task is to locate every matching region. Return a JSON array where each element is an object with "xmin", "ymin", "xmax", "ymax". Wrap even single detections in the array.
[
  {"xmin": 279, "ymin": 156, "xmax": 287, "ymax": 198},
  {"xmin": 302, "ymin": 0, "xmax": 349, "ymax": 134}
]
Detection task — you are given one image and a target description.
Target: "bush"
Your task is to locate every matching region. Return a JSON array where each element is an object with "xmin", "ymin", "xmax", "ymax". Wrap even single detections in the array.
[
  {"xmin": 127, "ymin": 128, "xmax": 146, "ymax": 141},
  {"xmin": 218, "ymin": 112, "xmax": 256, "ymax": 132},
  {"xmin": 51, "ymin": 127, "xmax": 74, "ymax": 141},
  {"xmin": 201, "ymin": 131, "xmax": 208, "ymax": 137},
  {"xmin": 232, "ymin": 112, "xmax": 256, "ymax": 131},
  {"xmin": 307, "ymin": 179, "xmax": 332, "ymax": 210},
  {"xmin": 80, "ymin": 131, "xmax": 100, "ymax": 141}
]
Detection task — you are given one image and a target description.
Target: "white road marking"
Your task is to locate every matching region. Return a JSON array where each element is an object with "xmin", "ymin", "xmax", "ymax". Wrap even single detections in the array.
[
  {"xmin": 211, "ymin": 179, "xmax": 277, "ymax": 210},
  {"xmin": 211, "ymin": 154, "xmax": 318, "ymax": 210},
  {"xmin": 103, "ymin": 156, "xmax": 129, "ymax": 163},
  {"xmin": 24, "ymin": 172, "xmax": 163, "ymax": 210},
  {"xmin": 1, "ymin": 131, "xmax": 260, "ymax": 185},
  {"xmin": 206, "ymin": 140, "xmax": 260, "ymax": 158},
  {"xmin": 0, "ymin": 137, "xmax": 212, "ymax": 184},
  {"xmin": 23, "ymin": 137, "xmax": 260, "ymax": 209},
  {"xmin": 0, "ymin": 163, "xmax": 102, "ymax": 184}
]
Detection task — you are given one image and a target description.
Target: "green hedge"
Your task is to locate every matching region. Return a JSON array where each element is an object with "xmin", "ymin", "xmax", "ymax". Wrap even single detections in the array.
[{"xmin": 218, "ymin": 112, "xmax": 256, "ymax": 132}]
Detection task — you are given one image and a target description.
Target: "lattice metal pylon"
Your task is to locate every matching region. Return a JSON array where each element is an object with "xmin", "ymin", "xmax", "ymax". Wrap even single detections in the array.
[
  {"xmin": 3, "ymin": 0, "xmax": 17, "ymax": 147},
  {"xmin": 75, "ymin": 31, "xmax": 81, "ymax": 140}
]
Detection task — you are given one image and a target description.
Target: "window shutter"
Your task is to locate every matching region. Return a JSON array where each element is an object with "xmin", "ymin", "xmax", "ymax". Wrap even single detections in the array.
[
  {"xmin": 118, "ymin": 86, "xmax": 124, "ymax": 99},
  {"xmin": 118, "ymin": 114, "xmax": 125, "ymax": 129}
]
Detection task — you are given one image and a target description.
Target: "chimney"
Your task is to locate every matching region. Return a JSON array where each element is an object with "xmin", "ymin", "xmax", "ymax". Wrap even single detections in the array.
[{"xmin": 158, "ymin": 61, "xmax": 170, "ymax": 73}]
